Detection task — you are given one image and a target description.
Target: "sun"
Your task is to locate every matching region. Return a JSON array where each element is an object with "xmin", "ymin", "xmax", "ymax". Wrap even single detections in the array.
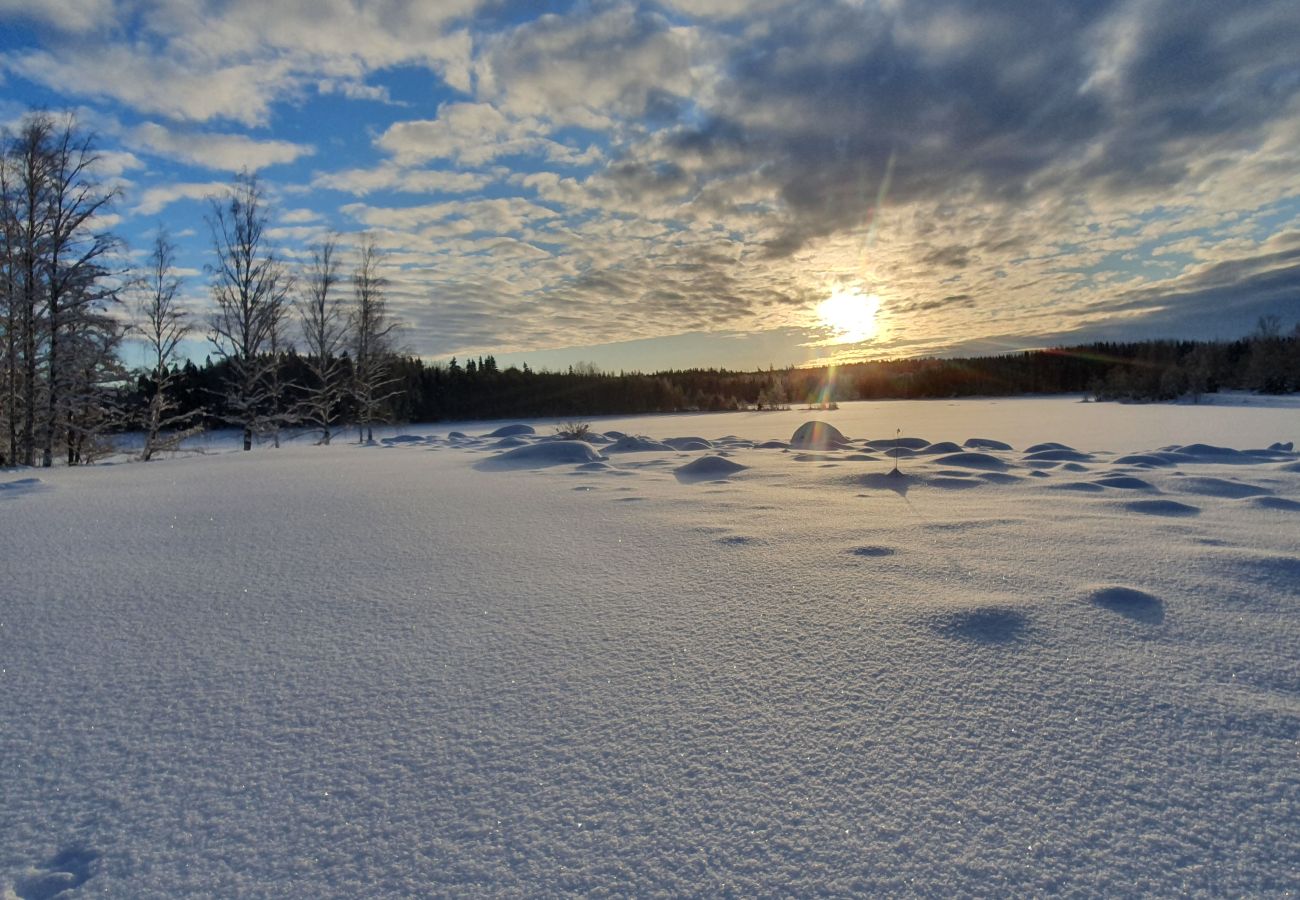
[{"xmin": 816, "ymin": 288, "xmax": 881, "ymax": 343}]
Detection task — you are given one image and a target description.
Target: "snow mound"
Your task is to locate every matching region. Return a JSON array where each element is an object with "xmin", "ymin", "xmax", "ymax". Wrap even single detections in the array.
[
  {"xmin": 674, "ymin": 456, "xmax": 748, "ymax": 481},
  {"xmin": 381, "ymin": 434, "xmax": 430, "ymax": 446},
  {"xmin": 0, "ymin": 476, "xmax": 47, "ymax": 497},
  {"xmin": 919, "ymin": 441, "xmax": 963, "ymax": 454},
  {"xmin": 1051, "ymin": 482, "xmax": 1106, "ymax": 493},
  {"xmin": 663, "ymin": 436, "xmax": 714, "ymax": 450},
  {"xmin": 1269, "ymin": 441, "xmax": 1294, "ymax": 452},
  {"xmin": 964, "ymin": 437, "xmax": 1013, "ymax": 451},
  {"xmin": 1025, "ymin": 442, "xmax": 1076, "ymax": 453},
  {"xmin": 756, "ymin": 440, "xmax": 789, "ymax": 449},
  {"xmin": 1173, "ymin": 443, "xmax": 1248, "ymax": 458},
  {"xmin": 485, "ymin": 423, "xmax": 535, "ymax": 437},
  {"xmin": 1251, "ymin": 496, "xmax": 1300, "ymax": 511},
  {"xmin": 492, "ymin": 436, "xmax": 529, "ymax": 448},
  {"xmin": 933, "ymin": 452, "xmax": 1010, "ymax": 471},
  {"xmin": 1113, "ymin": 453, "xmax": 1178, "ymax": 467},
  {"xmin": 478, "ymin": 440, "xmax": 606, "ymax": 468},
  {"xmin": 606, "ymin": 435, "xmax": 675, "ymax": 453},
  {"xmin": 789, "ymin": 421, "xmax": 850, "ymax": 449},
  {"xmin": 1124, "ymin": 499, "xmax": 1200, "ymax": 517},
  {"xmin": 1088, "ymin": 585, "xmax": 1164, "ymax": 624},
  {"xmin": 1093, "ymin": 475, "xmax": 1156, "ymax": 490},
  {"xmin": 1024, "ymin": 448, "xmax": 1093, "ymax": 462},
  {"xmin": 866, "ymin": 436, "xmax": 930, "ymax": 451},
  {"xmin": 1167, "ymin": 477, "xmax": 1272, "ymax": 499}
]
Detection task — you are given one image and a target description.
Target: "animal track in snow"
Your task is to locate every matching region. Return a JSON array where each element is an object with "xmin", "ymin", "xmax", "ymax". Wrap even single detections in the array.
[
  {"xmin": 12, "ymin": 846, "xmax": 100, "ymax": 900},
  {"xmin": 849, "ymin": 545, "xmax": 896, "ymax": 557},
  {"xmin": 1087, "ymin": 585, "xmax": 1165, "ymax": 624},
  {"xmin": 0, "ymin": 477, "xmax": 48, "ymax": 499},
  {"xmin": 929, "ymin": 606, "xmax": 1030, "ymax": 644}
]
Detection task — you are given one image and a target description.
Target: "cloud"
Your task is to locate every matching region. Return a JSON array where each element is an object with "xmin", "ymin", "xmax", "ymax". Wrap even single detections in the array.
[
  {"xmin": 2, "ymin": 1, "xmax": 476, "ymax": 126},
  {"xmin": 0, "ymin": 0, "xmax": 114, "ymax": 34},
  {"xmin": 5, "ymin": 45, "xmax": 296, "ymax": 126},
  {"xmin": 312, "ymin": 163, "xmax": 496, "ymax": 196},
  {"xmin": 7, "ymin": 0, "xmax": 1299, "ymax": 367},
  {"xmin": 131, "ymin": 182, "xmax": 229, "ymax": 216},
  {"xmin": 127, "ymin": 122, "xmax": 314, "ymax": 171},
  {"xmin": 475, "ymin": 4, "xmax": 714, "ymax": 128},
  {"xmin": 376, "ymin": 102, "xmax": 601, "ymax": 167},
  {"xmin": 340, "ymin": 197, "xmax": 560, "ymax": 234},
  {"xmin": 280, "ymin": 208, "xmax": 323, "ymax": 224}
]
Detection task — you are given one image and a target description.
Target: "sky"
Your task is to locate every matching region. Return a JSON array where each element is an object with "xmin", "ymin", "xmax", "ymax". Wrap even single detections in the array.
[{"xmin": 1, "ymin": 0, "xmax": 1298, "ymax": 373}]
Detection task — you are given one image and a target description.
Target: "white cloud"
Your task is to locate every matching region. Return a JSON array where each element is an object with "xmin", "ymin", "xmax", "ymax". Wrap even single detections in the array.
[
  {"xmin": 312, "ymin": 163, "xmax": 495, "ymax": 196},
  {"xmin": 280, "ymin": 208, "xmax": 323, "ymax": 224},
  {"xmin": 131, "ymin": 181, "xmax": 228, "ymax": 216},
  {"xmin": 127, "ymin": 122, "xmax": 314, "ymax": 171},
  {"xmin": 376, "ymin": 103, "xmax": 601, "ymax": 167},
  {"xmin": 315, "ymin": 78, "xmax": 399, "ymax": 105},
  {"xmin": 340, "ymin": 197, "xmax": 559, "ymax": 233},
  {"xmin": 2, "ymin": 2, "xmax": 477, "ymax": 126},
  {"xmin": 0, "ymin": 0, "xmax": 115, "ymax": 33},
  {"xmin": 91, "ymin": 149, "xmax": 145, "ymax": 179},
  {"xmin": 5, "ymin": 46, "xmax": 295, "ymax": 126},
  {"xmin": 475, "ymin": 5, "xmax": 715, "ymax": 127}
]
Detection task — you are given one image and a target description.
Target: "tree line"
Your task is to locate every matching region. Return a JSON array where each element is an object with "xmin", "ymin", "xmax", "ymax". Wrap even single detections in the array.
[
  {"xmin": 2, "ymin": 111, "xmax": 1297, "ymax": 467},
  {"xmin": 1, "ymin": 112, "xmax": 399, "ymax": 465},
  {"xmin": 139, "ymin": 324, "xmax": 1298, "ymax": 437}
]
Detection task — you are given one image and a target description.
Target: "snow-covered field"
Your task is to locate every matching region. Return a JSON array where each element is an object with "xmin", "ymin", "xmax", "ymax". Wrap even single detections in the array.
[{"xmin": 3, "ymin": 396, "xmax": 1298, "ymax": 897}]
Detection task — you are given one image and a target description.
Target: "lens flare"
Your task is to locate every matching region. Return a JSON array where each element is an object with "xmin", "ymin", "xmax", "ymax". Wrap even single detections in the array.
[{"xmin": 816, "ymin": 288, "xmax": 881, "ymax": 343}]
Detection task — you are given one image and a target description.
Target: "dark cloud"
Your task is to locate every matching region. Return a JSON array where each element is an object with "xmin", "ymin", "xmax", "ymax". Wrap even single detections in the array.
[{"xmin": 654, "ymin": 0, "xmax": 1299, "ymax": 258}]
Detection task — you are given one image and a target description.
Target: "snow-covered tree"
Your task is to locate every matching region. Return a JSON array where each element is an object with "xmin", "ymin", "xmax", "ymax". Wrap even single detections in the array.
[
  {"xmin": 206, "ymin": 171, "xmax": 293, "ymax": 452},
  {"xmin": 0, "ymin": 112, "xmax": 121, "ymax": 467},
  {"xmin": 350, "ymin": 235, "xmax": 398, "ymax": 443},
  {"xmin": 296, "ymin": 237, "xmax": 348, "ymax": 444},
  {"xmin": 134, "ymin": 229, "xmax": 201, "ymax": 461}
]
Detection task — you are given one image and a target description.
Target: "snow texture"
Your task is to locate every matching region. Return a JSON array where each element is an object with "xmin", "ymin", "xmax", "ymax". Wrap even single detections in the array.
[{"xmin": 2, "ymin": 396, "xmax": 1298, "ymax": 896}]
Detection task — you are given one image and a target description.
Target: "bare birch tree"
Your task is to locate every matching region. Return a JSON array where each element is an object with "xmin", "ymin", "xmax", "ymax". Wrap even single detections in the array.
[
  {"xmin": 0, "ymin": 112, "xmax": 120, "ymax": 467},
  {"xmin": 3, "ymin": 115, "xmax": 52, "ymax": 467},
  {"xmin": 296, "ymin": 237, "xmax": 348, "ymax": 444},
  {"xmin": 134, "ymin": 229, "xmax": 200, "ymax": 460},
  {"xmin": 207, "ymin": 172, "xmax": 292, "ymax": 451},
  {"xmin": 40, "ymin": 117, "xmax": 120, "ymax": 467},
  {"xmin": 351, "ymin": 235, "xmax": 398, "ymax": 443}
]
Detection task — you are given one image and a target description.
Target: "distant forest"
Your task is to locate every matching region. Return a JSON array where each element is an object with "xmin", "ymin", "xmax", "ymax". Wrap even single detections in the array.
[{"xmin": 132, "ymin": 323, "xmax": 1299, "ymax": 434}]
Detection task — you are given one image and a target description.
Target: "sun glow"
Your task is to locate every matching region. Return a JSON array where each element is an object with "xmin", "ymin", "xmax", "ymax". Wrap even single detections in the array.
[{"xmin": 816, "ymin": 288, "xmax": 881, "ymax": 343}]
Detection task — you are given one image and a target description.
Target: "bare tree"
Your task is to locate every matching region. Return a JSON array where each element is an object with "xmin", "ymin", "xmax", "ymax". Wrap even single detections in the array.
[
  {"xmin": 0, "ymin": 141, "xmax": 20, "ymax": 466},
  {"xmin": 134, "ymin": 229, "xmax": 201, "ymax": 460},
  {"xmin": 264, "ymin": 297, "xmax": 293, "ymax": 449},
  {"xmin": 40, "ymin": 116, "xmax": 120, "ymax": 467},
  {"xmin": 0, "ymin": 112, "xmax": 121, "ymax": 467},
  {"xmin": 60, "ymin": 307, "xmax": 125, "ymax": 464},
  {"xmin": 2, "ymin": 115, "xmax": 52, "ymax": 467},
  {"xmin": 350, "ymin": 235, "xmax": 399, "ymax": 443},
  {"xmin": 207, "ymin": 171, "xmax": 293, "ymax": 451},
  {"xmin": 296, "ymin": 237, "xmax": 348, "ymax": 444}
]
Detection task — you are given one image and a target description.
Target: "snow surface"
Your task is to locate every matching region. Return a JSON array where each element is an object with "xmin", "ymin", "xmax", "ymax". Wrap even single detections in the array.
[{"xmin": 2, "ymin": 396, "xmax": 1298, "ymax": 896}]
